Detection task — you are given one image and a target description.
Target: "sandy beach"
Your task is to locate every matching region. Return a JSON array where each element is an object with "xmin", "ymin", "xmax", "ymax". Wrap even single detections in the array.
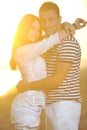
[{"xmin": 0, "ymin": 68, "xmax": 87, "ymax": 130}]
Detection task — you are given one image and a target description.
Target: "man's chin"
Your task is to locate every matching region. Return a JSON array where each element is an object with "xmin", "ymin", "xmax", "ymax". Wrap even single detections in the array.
[
  {"xmin": 46, "ymin": 31, "xmax": 56, "ymax": 36},
  {"xmin": 46, "ymin": 32, "xmax": 53, "ymax": 36}
]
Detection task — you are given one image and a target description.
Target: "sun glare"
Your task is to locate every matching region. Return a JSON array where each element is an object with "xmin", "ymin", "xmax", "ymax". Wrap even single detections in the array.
[
  {"xmin": 0, "ymin": 0, "xmax": 87, "ymax": 96},
  {"xmin": 0, "ymin": 70, "xmax": 21, "ymax": 96}
]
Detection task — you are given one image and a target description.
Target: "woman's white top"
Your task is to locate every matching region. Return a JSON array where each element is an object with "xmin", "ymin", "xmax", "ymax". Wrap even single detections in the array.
[
  {"xmin": 11, "ymin": 33, "xmax": 60, "ymax": 126},
  {"xmin": 14, "ymin": 33, "xmax": 59, "ymax": 106}
]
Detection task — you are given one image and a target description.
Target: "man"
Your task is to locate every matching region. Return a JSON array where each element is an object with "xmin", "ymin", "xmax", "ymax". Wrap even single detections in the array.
[{"xmin": 16, "ymin": 2, "xmax": 87, "ymax": 130}]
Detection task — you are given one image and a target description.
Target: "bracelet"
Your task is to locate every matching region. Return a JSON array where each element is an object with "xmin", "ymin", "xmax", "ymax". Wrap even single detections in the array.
[{"xmin": 72, "ymin": 23, "xmax": 77, "ymax": 30}]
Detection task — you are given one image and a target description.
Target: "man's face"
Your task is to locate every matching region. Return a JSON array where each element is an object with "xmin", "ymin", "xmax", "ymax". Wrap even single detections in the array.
[{"xmin": 39, "ymin": 9, "xmax": 61, "ymax": 36}]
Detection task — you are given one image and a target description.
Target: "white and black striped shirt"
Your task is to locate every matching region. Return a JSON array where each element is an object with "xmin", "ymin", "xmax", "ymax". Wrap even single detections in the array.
[{"xmin": 42, "ymin": 36, "xmax": 82, "ymax": 104}]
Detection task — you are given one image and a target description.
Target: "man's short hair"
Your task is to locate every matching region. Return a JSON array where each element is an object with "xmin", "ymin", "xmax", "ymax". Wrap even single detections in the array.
[{"xmin": 39, "ymin": 2, "xmax": 60, "ymax": 17}]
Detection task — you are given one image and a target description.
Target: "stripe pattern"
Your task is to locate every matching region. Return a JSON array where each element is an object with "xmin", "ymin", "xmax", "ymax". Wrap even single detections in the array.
[{"xmin": 42, "ymin": 36, "xmax": 82, "ymax": 104}]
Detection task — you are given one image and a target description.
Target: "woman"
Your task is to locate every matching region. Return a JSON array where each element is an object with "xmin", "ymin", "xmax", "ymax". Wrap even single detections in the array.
[{"xmin": 10, "ymin": 14, "xmax": 75, "ymax": 130}]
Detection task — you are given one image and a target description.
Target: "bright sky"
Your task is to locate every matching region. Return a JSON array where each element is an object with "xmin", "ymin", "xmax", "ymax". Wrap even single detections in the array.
[{"xmin": 0, "ymin": 0, "xmax": 87, "ymax": 95}]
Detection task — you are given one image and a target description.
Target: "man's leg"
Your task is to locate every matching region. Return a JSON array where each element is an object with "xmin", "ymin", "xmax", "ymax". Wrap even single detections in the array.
[{"xmin": 46, "ymin": 101, "xmax": 81, "ymax": 130}]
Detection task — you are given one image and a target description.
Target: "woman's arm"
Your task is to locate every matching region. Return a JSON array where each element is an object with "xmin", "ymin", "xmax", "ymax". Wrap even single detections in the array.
[
  {"xmin": 15, "ymin": 30, "xmax": 67, "ymax": 64},
  {"xmin": 73, "ymin": 18, "xmax": 87, "ymax": 29},
  {"xmin": 62, "ymin": 18, "xmax": 87, "ymax": 34}
]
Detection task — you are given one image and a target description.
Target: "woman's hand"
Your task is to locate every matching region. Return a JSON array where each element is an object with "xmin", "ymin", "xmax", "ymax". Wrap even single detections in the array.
[{"xmin": 73, "ymin": 18, "xmax": 87, "ymax": 29}]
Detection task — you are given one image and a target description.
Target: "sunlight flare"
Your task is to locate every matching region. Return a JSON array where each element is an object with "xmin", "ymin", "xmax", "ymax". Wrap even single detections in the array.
[
  {"xmin": 0, "ymin": 0, "xmax": 87, "ymax": 96},
  {"xmin": 0, "ymin": 69, "xmax": 21, "ymax": 96}
]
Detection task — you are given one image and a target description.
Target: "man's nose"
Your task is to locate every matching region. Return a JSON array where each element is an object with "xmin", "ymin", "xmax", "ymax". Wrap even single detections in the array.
[
  {"xmin": 34, "ymin": 29, "xmax": 39, "ymax": 35},
  {"xmin": 45, "ymin": 21, "xmax": 49, "ymax": 28}
]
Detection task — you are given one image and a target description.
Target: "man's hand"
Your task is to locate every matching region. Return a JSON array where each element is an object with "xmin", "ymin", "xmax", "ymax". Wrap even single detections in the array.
[
  {"xmin": 16, "ymin": 80, "xmax": 28, "ymax": 93},
  {"xmin": 73, "ymin": 18, "xmax": 87, "ymax": 29},
  {"xmin": 16, "ymin": 80, "xmax": 47, "ymax": 93}
]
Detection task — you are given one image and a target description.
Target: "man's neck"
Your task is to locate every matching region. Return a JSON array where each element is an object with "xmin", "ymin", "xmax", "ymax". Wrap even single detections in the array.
[
  {"xmin": 43, "ymin": 25, "xmax": 62, "ymax": 38},
  {"xmin": 57, "ymin": 24, "xmax": 62, "ymax": 32}
]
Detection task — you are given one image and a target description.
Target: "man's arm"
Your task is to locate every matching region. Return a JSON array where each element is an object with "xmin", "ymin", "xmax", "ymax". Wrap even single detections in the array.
[
  {"xmin": 17, "ymin": 61, "xmax": 72, "ymax": 92},
  {"xmin": 16, "ymin": 18, "xmax": 87, "ymax": 92}
]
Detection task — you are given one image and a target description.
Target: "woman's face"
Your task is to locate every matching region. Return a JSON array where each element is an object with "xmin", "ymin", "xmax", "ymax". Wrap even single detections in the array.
[{"xmin": 27, "ymin": 19, "xmax": 41, "ymax": 42}]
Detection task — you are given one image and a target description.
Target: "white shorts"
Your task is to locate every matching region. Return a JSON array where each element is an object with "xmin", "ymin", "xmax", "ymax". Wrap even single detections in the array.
[
  {"xmin": 10, "ymin": 90, "xmax": 45, "ymax": 129},
  {"xmin": 45, "ymin": 100, "xmax": 81, "ymax": 130}
]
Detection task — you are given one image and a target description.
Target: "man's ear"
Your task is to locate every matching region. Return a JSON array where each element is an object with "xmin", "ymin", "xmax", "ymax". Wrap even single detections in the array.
[{"xmin": 59, "ymin": 16, "xmax": 62, "ymax": 23}]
